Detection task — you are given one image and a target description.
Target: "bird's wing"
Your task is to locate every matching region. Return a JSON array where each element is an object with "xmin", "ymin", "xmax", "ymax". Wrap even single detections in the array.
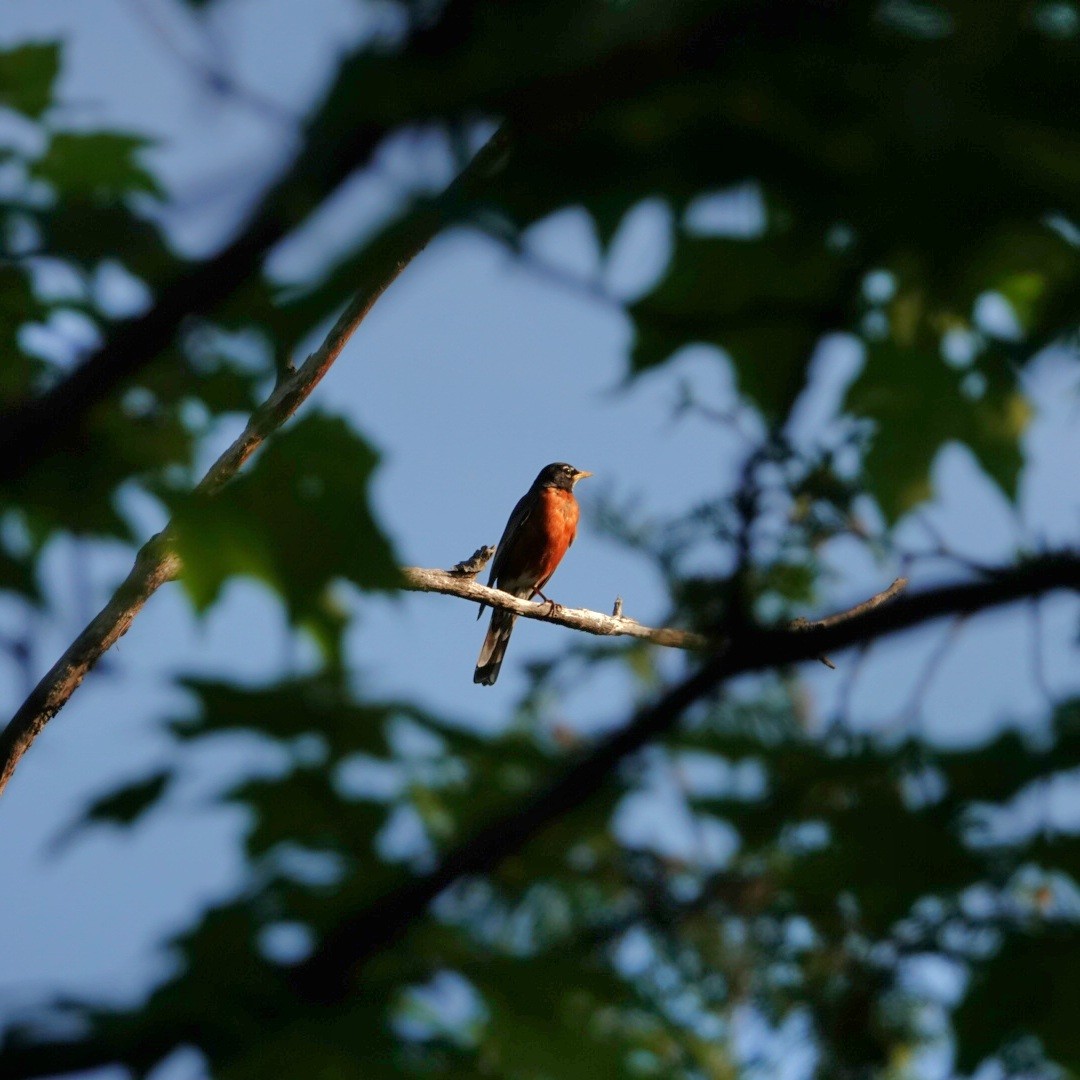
[
  {"xmin": 489, "ymin": 491, "xmax": 533, "ymax": 586},
  {"xmin": 477, "ymin": 490, "xmax": 533, "ymax": 619}
]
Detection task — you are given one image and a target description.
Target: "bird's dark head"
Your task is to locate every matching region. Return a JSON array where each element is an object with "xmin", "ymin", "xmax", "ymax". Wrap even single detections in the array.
[{"xmin": 534, "ymin": 462, "xmax": 593, "ymax": 492}]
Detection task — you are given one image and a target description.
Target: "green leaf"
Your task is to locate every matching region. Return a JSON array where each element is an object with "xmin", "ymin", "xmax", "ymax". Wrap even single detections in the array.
[
  {"xmin": 0, "ymin": 42, "xmax": 61, "ymax": 119},
  {"xmin": 0, "ymin": 546, "xmax": 39, "ymax": 602},
  {"xmin": 37, "ymin": 202, "xmax": 179, "ymax": 281},
  {"xmin": 32, "ymin": 132, "xmax": 163, "ymax": 200},
  {"xmin": 0, "ymin": 266, "xmax": 47, "ymax": 406},
  {"xmin": 463, "ymin": 957, "xmax": 638, "ymax": 1079},
  {"xmin": 74, "ymin": 769, "xmax": 172, "ymax": 832},
  {"xmin": 171, "ymin": 676, "xmax": 396, "ymax": 760},
  {"xmin": 955, "ymin": 929, "xmax": 1080, "ymax": 1074},
  {"xmin": 225, "ymin": 771, "xmax": 389, "ymax": 866},
  {"xmin": 168, "ymin": 413, "xmax": 399, "ymax": 630},
  {"xmin": 845, "ymin": 342, "xmax": 1030, "ymax": 523},
  {"xmin": 629, "ymin": 231, "xmax": 851, "ymax": 418}
]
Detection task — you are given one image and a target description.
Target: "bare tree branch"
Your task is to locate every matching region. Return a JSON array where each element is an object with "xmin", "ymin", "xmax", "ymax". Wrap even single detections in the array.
[
  {"xmin": 407, "ymin": 556, "xmax": 909, "ymax": 658},
  {"xmin": 0, "ymin": 128, "xmax": 509, "ymax": 800},
  {"xmin": 402, "ymin": 567, "xmax": 907, "ymax": 652},
  {"xmin": 789, "ymin": 576, "xmax": 908, "ymax": 669},
  {"xmin": 0, "ymin": 536, "xmax": 180, "ymax": 797},
  {"xmin": 789, "ymin": 576, "xmax": 908, "ymax": 630},
  {"xmin": 290, "ymin": 551, "xmax": 1080, "ymax": 1000},
  {"xmin": 402, "ymin": 565, "xmax": 712, "ymax": 649}
]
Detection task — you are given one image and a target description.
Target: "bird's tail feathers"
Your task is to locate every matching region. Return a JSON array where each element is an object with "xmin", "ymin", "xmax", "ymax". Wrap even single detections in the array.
[{"xmin": 474, "ymin": 608, "xmax": 517, "ymax": 686}]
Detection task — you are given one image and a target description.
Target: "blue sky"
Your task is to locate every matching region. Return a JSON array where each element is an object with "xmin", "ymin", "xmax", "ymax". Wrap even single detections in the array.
[{"xmin": 1, "ymin": 2, "xmax": 1079, "ymax": 1066}]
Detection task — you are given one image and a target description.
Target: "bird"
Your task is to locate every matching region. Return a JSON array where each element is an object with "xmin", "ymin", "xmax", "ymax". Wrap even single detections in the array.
[{"xmin": 474, "ymin": 462, "xmax": 592, "ymax": 686}]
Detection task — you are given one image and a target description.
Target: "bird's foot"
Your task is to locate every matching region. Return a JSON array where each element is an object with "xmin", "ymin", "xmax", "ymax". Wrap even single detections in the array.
[{"xmin": 535, "ymin": 590, "xmax": 562, "ymax": 616}]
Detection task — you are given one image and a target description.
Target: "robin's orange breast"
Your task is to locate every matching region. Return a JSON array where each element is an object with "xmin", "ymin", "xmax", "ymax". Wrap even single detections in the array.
[{"xmin": 499, "ymin": 487, "xmax": 579, "ymax": 594}]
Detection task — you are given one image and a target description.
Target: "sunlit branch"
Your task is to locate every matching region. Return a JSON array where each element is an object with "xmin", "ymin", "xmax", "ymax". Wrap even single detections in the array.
[
  {"xmin": 401, "ymin": 565, "xmax": 908, "ymax": 655},
  {"xmin": 402, "ymin": 564, "xmax": 711, "ymax": 650}
]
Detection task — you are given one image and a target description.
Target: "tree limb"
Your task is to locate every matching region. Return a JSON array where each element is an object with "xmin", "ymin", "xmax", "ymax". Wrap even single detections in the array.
[
  {"xmin": 0, "ymin": 127, "xmax": 509, "ymax": 800},
  {"xmin": 0, "ymin": 3, "xmax": 489, "ymax": 484},
  {"xmin": 402, "ymin": 561, "xmax": 908, "ymax": 659},
  {"xmin": 402, "ymin": 565, "xmax": 711, "ymax": 650},
  {"xmin": 290, "ymin": 550, "xmax": 1080, "ymax": 1000}
]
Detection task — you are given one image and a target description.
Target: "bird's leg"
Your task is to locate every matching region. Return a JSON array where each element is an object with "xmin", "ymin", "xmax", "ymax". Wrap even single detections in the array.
[{"xmin": 534, "ymin": 588, "xmax": 561, "ymax": 616}]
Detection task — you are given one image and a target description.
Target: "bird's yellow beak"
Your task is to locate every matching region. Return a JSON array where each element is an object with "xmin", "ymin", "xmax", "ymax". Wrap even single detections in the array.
[{"xmin": 573, "ymin": 469, "xmax": 593, "ymax": 483}]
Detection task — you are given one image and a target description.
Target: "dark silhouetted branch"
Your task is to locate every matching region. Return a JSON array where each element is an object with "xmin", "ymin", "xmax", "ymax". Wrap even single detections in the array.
[
  {"xmin": 4, "ymin": 556, "xmax": 1078, "ymax": 1071},
  {"xmin": 290, "ymin": 552, "xmax": 1080, "ymax": 1000},
  {"xmin": 0, "ymin": 8, "xmax": 492, "ymax": 484}
]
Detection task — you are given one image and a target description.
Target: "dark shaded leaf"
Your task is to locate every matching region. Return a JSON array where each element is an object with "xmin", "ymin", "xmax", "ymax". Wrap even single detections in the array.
[
  {"xmin": 77, "ymin": 769, "xmax": 172, "ymax": 830},
  {"xmin": 955, "ymin": 929, "xmax": 1080, "ymax": 1074},
  {"xmin": 845, "ymin": 341, "xmax": 1030, "ymax": 522},
  {"xmin": 169, "ymin": 413, "xmax": 400, "ymax": 623},
  {"xmin": 0, "ymin": 42, "xmax": 60, "ymax": 119},
  {"xmin": 0, "ymin": 546, "xmax": 39, "ymax": 602},
  {"xmin": 32, "ymin": 132, "xmax": 163, "ymax": 201},
  {"xmin": 629, "ymin": 231, "xmax": 852, "ymax": 417}
]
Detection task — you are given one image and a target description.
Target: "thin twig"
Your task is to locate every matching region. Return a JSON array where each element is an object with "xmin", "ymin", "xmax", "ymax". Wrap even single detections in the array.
[
  {"xmin": 1029, "ymin": 597, "xmax": 1054, "ymax": 706},
  {"xmin": 790, "ymin": 577, "xmax": 908, "ymax": 631},
  {"xmin": 887, "ymin": 615, "xmax": 966, "ymax": 735},
  {"xmin": 121, "ymin": 0, "xmax": 299, "ymax": 129},
  {"xmin": 835, "ymin": 640, "xmax": 872, "ymax": 727},
  {"xmin": 449, "ymin": 546, "xmax": 496, "ymax": 577},
  {"xmin": 0, "ymin": 128, "xmax": 510, "ymax": 800},
  {"xmin": 907, "ymin": 513, "xmax": 1001, "ymax": 577},
  {"xmin": 507, "ymin": 249, "xmax": 623, "ymax": 310},
  {"xmin": 786, "ymin": 573, "xmax": 907, "ymax": 671}
]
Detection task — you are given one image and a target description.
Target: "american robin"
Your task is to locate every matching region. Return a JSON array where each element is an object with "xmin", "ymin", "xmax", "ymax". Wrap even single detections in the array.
[{"xmin": 474, "ymin": 462, "xmax": 592, "ymax": 686}]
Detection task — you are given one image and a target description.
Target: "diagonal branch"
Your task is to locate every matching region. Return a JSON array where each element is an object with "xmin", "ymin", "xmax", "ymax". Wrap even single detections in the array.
[
  {"xmin": 290, "ymin": 551, "xmax": 1080, "ymax": 999},
  {"xmin": 0, "ymin": 0, "xmax": 838, "ymax": 487},
  {"xmin": 0, "ymin": 7, "xmax": 481, "ymax": 485},
  {"xmin": 0, "ymin": 127, "xmax": 509, "ymax": 800}
]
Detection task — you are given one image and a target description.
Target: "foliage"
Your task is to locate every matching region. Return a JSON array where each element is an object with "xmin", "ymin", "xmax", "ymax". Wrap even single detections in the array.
[{"xmin": 2, "ymin": 3, "xmax": 1080, "ymax": 1079}]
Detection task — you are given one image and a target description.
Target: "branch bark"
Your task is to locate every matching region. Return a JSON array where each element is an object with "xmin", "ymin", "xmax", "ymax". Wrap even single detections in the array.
[
  {"xmin": 402, "ymin": 565, "xmax": 711, "ymax": 649},
  {"xmin": 401, "ymin": 562, "xmax": 908, "ymax": 660},
  {"xmin": 290, "ymin": 550, "xmax": 1080, "ymax": 999},
  {"xmin": 0, "ymin": 128, "xmax": 509, "ymax": 800}
]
